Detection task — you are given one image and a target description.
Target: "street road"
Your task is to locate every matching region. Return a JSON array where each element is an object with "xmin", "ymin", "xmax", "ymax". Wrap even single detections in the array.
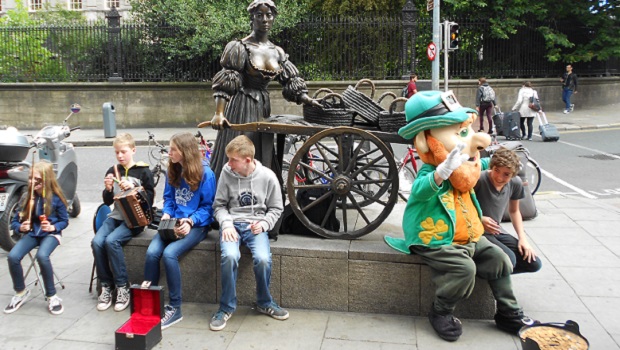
[
  {"xmin": 74, "ymin": 127, "xmax": 620, "ymax": 206},
  {"xmin": 525, "ymin": 127, "xmax": 620, "ymax": 198}
]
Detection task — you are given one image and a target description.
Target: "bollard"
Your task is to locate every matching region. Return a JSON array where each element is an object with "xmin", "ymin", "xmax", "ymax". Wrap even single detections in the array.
[{"xmin": 102, "ymin": 102, "xmax": 117, "ymax": 138}]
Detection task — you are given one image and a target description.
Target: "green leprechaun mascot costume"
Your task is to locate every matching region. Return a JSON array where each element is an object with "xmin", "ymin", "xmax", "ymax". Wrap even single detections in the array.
[{"xmin": 384, "ymin": 90, "xmax": 537, "ymax": 342}]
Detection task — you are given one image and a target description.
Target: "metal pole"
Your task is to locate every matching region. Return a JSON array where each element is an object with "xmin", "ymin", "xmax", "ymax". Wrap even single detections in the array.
[
  {"xmin": 444, "ymin": 20, "xmax": 449, "ymax": 91},
  {"xmin": 431, "ymin": 0, "xmax": 440, "ymax": 90}
]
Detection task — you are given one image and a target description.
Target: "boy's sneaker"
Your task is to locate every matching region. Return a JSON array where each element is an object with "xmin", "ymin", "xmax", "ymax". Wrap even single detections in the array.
[
  {"xmin": 570, "ymin": 103, "xmax": 575, "ymax": 112},
  {"xmin": 97, "ymin": 285, "xmax": 113, "ymax": 311},
  {"xmin": 209, "ymin": 310, "xmax": 232, "ymax": 331},
  {"xmin": 4, "ymin": 289, "xmax": 31, "ymax": 314},
  {"xmin": 161, "ymin": 305, "xmax": 183, "ymax": 330},
  {"xmin": 563, "ymin": 109, "xmax": 569, "ymax": 114},
  {"xmin": 428, "ymin": 308, "xmax": 462, "ymax": 342},
  {"xmin": 494, "ymin": 310, "xmax": 537, "ymax": 334},
  {"xmin": 257, "ymin": 303, "xmax": 289, "ymax": 320},
  {"xmin": 114, "ymin": 285, "xmax": 131, "ymax": 312},
  {"xmin": 48, "ymin": 295, "xmax": 64, "ymax": 315}
]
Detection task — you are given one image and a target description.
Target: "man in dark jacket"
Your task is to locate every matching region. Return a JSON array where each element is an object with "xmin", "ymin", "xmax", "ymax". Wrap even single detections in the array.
[{"xmin": 561, "ymin": 64, "xmax": 578, "ymax": 114}]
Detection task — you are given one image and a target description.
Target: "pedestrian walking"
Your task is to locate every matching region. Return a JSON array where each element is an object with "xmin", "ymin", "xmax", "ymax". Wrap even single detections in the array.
[
  {"xmin": 475, "ymin": 77, "xmax": 497, "ymax": 134},
  {"xmin": 511, "ymin": 81, "xmax": 538, "ymax": 141},
  {"xmin": 561, "ymin": 64, "xmax": 578, "ymax": 114}
]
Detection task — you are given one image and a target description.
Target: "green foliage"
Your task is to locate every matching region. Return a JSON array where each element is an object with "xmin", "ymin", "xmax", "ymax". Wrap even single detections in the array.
[
  {"xmin": 0, "ymin": 2, "xmax": 70, "ymax": 82},
  {"xmin": 306, "ymin": 0, "xmax": 408, "ymax": 15},
  {"xmin": 128, "ymin": 0, "xmax": 310, "ymax": 59},
  {"xmin": 441, "ymin": 0, "xmax": 619, "ymax": 62}
]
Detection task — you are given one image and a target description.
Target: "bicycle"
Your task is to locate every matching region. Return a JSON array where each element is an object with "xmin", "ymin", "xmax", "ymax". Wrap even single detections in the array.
[
  {"xmin": 146, "ymin": 131, "xmax": 169, "ymax": 188},
  {"xmin": 394, "ymin": 145, "xmax": 420, "ymax": 201},
  {"xmin": 194, "ymin": 130, "xmax": 213, "ymax": 166}
]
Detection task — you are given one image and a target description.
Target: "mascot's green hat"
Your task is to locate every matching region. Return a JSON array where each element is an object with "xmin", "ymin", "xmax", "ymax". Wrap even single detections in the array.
[{"xmin": 398, "ymin": 90, "xmax": 477, "ymax": 140}]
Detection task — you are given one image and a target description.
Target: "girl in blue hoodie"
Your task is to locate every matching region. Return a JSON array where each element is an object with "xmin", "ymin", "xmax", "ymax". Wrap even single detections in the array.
[
  {"xmin": 6, "ymin": 161, "xmax": 69, "ymax": 315},
  {"xmin": 144, "ymin": 132, "xmax": 216, "ymax": 330}
]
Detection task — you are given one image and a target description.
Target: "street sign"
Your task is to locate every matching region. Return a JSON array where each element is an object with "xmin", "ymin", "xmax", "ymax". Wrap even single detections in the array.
[
  {"xmin": 427, "ymin": 0, "xmax": 434, "ymax": 11},
  {"xmin": 427, "ymin": 42, "xmax": 437, "ymax": 61}
]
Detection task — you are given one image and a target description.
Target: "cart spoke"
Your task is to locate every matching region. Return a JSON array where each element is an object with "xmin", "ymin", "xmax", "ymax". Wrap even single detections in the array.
[
  {"xmin": 321, "ymin": 195, "xmax": 338, "ymax": 229},
  {"xmin": 293, "ymin": 183, "xmax": 331, "ymax": 190},
  {"xmin": 300, "ymin": 190, "xmax": 333, "ymax": 213},
  {"xmin": 350, "ymin": 155, "xmax": 385, "ymax": 179},
  {"xmin": 298, "ymin": 161, "xmax": 333, "ymax": 184},
  {"xmin": 344, "ymin": 139, "xmax": 367, "ymax": 174},
  {"xmin": 350, "ymin": 187, "xmax": 389, "ymax": 206},
  {"xmin": 340, "ymin": 195, "xmax": 348, "ymax": 232},
  {"xmin": 314, "ymin": 143, "xmax": 338, "ymax": 177},
  {"xmin": 346, "ymin": 193, "xmax": 371, "ymax": 224}
]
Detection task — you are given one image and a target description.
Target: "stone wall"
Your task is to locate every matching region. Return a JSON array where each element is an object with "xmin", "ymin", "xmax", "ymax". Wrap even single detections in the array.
[
  {"xmin": 1, "ymin": 77, "xmax": 617, "ymax": 129},
  {"xmin": 124, "ymin": 230, "xmax": 497, "ymax": 319}
]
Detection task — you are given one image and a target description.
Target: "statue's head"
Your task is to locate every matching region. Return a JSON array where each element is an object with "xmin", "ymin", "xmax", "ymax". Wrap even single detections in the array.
[
  {"xmin": 398, "ymin": 90, "xmax": 491, "ymax": 192},
  {"xmin": 248, "ymin": 0, "xmax": 277, "ymax": 31},
  {"xmin": 247, "ymin": 0, "xmax": 278, "ymax": 16}
]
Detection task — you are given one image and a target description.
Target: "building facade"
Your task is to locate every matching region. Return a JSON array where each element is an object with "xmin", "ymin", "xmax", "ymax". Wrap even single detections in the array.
[{"xmin": 0, "ymin": 0, "xmax": 130, "ymax": 21}]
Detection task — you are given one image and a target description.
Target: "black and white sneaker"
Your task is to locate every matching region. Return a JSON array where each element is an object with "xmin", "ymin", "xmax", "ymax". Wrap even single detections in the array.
[
  {"xmin": 114, "ymin": 286, "xmax": 131, "ymax": 312},
  {"xmin": 4, "ymin": 289, "xmax": 31, "ymax": 314},
  {"xmin": 97, "ymin": 285, "xmax": 113, "ymax": 311},
  {"xmin": 48, "ymin": 295, "xmax": 64, "ymax": 315},
  {"xmin": 570, "ymin": 103, "xmax": 575, "ymax": 112}
]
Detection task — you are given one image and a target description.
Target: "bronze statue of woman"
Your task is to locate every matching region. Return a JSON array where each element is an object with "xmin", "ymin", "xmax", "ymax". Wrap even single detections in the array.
[{"xmin": 210, "ymin": 0, "xmax": 318, "ymax": 178}]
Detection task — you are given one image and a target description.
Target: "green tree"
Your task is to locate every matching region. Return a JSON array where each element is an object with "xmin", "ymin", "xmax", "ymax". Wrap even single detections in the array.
[
  {"xmin": 440, "ymin": 0, "xmax": 620, "ymax": 62},
  {"xmin": 128, "ymin": 0, "xmax": 310, "ymax": 59},
  {"xmin": 0, "ymin": 2, "xmax": 69, "ymax": 81}
]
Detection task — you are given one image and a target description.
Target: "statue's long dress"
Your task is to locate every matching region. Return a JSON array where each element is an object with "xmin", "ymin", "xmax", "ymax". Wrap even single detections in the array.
[{"xmin": 210, "ymin": 39, "xmax": 309, "ymax": 180}]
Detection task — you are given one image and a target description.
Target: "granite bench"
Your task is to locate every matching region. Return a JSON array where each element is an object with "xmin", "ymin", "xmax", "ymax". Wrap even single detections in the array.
[{"xmin": 123, "ymin": 228, "xmax": 496, "ymax": 319}]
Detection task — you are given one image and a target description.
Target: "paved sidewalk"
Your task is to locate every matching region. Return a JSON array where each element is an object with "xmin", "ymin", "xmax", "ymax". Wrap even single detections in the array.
[{"xmin": 1, "ymin": 103, "xmax": 618, "ymax": 349}]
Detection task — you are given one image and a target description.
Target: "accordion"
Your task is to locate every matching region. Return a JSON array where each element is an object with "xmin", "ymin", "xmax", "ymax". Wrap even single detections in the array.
[
  {"xmin": 157, "ymin": 219, "xmax": 182, "ymax": 242},
  {"xmin": 113, "ymin": 187, "xmax": 152, "ymax": 229}
]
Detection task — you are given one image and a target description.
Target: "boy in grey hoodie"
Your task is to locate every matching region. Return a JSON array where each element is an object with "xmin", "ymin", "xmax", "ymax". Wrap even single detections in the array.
[{"xmin": 210, "ymin": 135, "xmax": 286, "ymax": 331}]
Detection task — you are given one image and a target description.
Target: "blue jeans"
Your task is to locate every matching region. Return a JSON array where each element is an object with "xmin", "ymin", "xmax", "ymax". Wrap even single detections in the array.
[
  {"xmin": 562, "ymin": 87, "xmax": 573, "ymax": 110},
  {"xmin": 219, "ymin": 222, "xmax": 273, "ymax": 313},
  {"xmin": 91, "ymin": 218, "xmax": 133, "ymax": 288},
  {"xmin": 8, "ymin": 234, "xmax": 60, "ymax": 297},
  {"xmin": 144, "ymin": 226, "xmax": 207, "ymax": 308}
]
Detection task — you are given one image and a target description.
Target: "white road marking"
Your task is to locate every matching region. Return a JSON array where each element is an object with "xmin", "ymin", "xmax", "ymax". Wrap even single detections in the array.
[{"xmin": 539, "ymin": 168, "xmax": 598, "ymax": 199}]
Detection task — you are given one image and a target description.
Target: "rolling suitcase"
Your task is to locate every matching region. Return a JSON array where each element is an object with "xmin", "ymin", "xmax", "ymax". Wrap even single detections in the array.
[
  {"xmin": 503, "ymin": 111, "xmax": 522, "ymax": 140},
  {"xmin": 536, "ymin": 111, "xmax": 559, "ymax": 142},
  {"xmin": 492, "ymin": 106, "xmax": 504, "ymax": 136}
]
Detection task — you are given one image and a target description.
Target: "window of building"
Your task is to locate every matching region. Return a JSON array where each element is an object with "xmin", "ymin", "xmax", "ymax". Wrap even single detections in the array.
[
  {"xmin": 29, "ymin": 0, "xmax": 43, "ymax": 11},
  {"xmin": 106, "ymin": 0, "xmax": 120, "ymax": 9},
  {"xmin": 69, "ymin": 0, "xmax": 82, "ymax": 10}
]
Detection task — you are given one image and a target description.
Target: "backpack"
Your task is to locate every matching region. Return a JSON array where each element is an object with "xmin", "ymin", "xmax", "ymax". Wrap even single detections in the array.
[
  {"xmin": 280, "ymin": 187, "xmax": 340, "ymax": 236},
  {"xmin": 480, "ymin": 85, "xmax": 495, "ymax": 103},
  {"xmin": 401, "ymin": 85, "xmax": 409, "ymax": 97}
]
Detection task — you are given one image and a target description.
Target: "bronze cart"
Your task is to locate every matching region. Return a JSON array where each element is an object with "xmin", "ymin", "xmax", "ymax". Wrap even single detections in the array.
[{"xmin": 199, "ymin": 116, "xmax": 410, "ymax": 240}]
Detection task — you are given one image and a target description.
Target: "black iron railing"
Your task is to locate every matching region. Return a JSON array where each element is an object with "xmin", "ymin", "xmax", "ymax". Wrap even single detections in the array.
[{"xmin": 0, "ymin": 11, "xmax": 617, "ymax": 82}]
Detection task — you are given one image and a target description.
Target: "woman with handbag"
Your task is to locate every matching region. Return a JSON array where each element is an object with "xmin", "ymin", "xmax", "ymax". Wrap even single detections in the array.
[
  {"xmin": 511, "ymin": 81, "xmax": 539, "ymax": 141},
  {"xmin": 143, "ymin": 132, "xmax": 216, "ymax": 329}
]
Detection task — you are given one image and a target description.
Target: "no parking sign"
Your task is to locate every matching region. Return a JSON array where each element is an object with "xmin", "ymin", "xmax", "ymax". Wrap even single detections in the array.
[{"xmin": 427, "ymin": 42, "xmax": 437, "ymax": 61}]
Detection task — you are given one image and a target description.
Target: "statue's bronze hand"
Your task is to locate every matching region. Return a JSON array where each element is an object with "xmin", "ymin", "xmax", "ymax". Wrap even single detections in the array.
[{"xmin": 211, "ymin": 114, "xmax": 230, "ymax": 130}]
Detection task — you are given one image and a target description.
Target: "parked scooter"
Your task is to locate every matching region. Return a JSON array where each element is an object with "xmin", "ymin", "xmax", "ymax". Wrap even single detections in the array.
[{"xmin": 0, "ymin": 104, "xmax": 82, "ymax": 251}]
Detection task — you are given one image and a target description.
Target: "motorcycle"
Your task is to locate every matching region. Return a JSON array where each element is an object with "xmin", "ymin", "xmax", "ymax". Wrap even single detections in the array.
[{"xmin": 0, "ymin": 104, "xmax": 82, "ymax": 252}]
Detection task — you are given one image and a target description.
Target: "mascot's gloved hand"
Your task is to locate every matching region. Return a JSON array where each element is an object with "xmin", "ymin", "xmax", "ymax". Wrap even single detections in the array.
[{"xmin": 436, "ymin": 143, "xmax": 470, "ymax": 180}]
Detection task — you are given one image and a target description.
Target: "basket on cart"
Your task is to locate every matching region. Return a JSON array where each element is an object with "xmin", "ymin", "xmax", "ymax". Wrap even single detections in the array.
[
  {"xmin": 378, "ymin": 97, "xmax": 408, "ymax": 132},
  {"xmin": 342, "ymin": 79, "xmax": 386, "ymax": 126},
  {"xmin": 303, "ymin": 90, "xmax": 354, "ymax": 127}
]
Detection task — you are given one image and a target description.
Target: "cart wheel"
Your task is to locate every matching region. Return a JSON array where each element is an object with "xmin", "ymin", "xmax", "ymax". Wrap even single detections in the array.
[{"xmin": 287, "ymin": 127, "xmax": 398, "ymax": 239}]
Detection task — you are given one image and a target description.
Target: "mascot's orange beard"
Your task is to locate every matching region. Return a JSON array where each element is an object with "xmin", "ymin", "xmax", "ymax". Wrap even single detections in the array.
[{"xmin": 418, "ymin": 133, "xmax": 481, "ymax": 192}]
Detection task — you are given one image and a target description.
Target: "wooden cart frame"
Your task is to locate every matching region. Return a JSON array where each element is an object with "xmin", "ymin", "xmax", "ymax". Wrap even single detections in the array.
[{"xmin": 199, "ymin": 117, "xmax": 411, "ymax": 239}]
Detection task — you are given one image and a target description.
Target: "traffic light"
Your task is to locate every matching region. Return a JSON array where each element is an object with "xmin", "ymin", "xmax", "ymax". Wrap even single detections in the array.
[{"xmin": 449, "ymin": 23, "xmax": 459, "ymax": 50}]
